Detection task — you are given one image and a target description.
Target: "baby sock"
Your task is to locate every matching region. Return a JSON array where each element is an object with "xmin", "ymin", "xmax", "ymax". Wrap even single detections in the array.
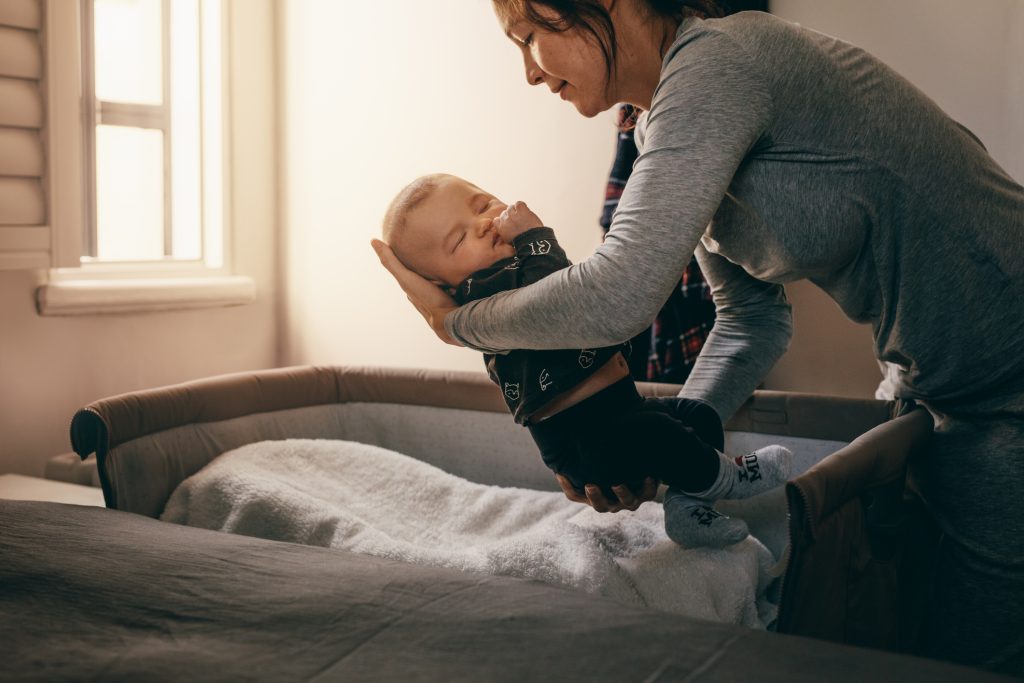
[
  {"xmin": 663, "ymin": 488, "xmax": 749, "ymax": 549},
  {"xmin": 690, "ymin": 445, "xmax": 794, "ymax": 501}
]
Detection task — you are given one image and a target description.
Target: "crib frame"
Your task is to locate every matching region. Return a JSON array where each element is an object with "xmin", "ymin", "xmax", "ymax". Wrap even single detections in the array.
[{"xmin": 70, "ymin": 365, "xmax": 937, "ymax": 655}]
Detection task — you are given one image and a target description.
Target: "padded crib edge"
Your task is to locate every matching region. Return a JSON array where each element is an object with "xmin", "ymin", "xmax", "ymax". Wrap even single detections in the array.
[
  {"xmin": 70, "ymin": 365, "xmax": 508, "ymax": 457},
  {"xmin": 787, "ymin": 407, "xmax": 934, "ymax": 539},
  {"xmin": 777, "ymin": 408, "xmax": 937, "ymax": 649},
  {"xmin": 70, "ymin": 367, "xmax": 894, "ymax": 459},
  {"xmin": 726, "ymin": 390, "xmax": 893, "ymax": 443}
]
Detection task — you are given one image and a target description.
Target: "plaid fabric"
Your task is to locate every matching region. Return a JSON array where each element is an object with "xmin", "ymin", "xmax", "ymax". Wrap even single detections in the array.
[{"xmin": 601, "ymin": 105, "xmax": 716, "ymax": 383}]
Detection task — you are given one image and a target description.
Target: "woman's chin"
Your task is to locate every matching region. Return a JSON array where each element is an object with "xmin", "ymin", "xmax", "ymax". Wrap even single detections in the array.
[
  {"xmin": 572, "ymin": 100, "xmax": 604, "ymax": 118},
  {"xmin": 570, "ymin": 97, "xmax": 612, "ymax": 119}
]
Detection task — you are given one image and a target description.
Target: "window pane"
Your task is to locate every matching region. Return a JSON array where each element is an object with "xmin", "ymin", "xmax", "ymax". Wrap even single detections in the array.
[
  {"xmin": 95, "ymin": 126, "xmax": 165, "ymax": 261},
  {"xmin": 94, "ymin": 0, "xmax": 163, "ymax": 105},
  {"xmin": 170, "ymin": 0, "xmax": 201, "ymax": 260},
  {"xmin": 201, "ymin": 0, "xmax": 224, "ymax": 267}
]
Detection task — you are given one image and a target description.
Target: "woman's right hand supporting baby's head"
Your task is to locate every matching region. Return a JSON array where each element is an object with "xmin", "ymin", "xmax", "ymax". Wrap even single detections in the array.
[
  {"xmin": 494, "ymin": 201, "xmax": 544, "ymax": 243},
  {"xmin": 370, "ymin": 239, "xmax": 463, "ymax": 347}
]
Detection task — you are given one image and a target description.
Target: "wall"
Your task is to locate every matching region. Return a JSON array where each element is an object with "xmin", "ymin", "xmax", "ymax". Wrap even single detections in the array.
[
  {"xmin": 282, "ymin": 1, "xmax": 1023, "ymax": 399},
  {"xmin": 0, "ymin": 1, "xmax": 279, "ymax": 476},
  {"xmin": 278, "ymin": 0, "xmax": 616, "ymax": 373}
]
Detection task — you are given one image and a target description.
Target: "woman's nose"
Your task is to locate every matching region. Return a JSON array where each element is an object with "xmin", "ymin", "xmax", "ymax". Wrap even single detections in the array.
[{"xmin": 523, "ymin": 53, "xmax": 544, "ymax": 86}]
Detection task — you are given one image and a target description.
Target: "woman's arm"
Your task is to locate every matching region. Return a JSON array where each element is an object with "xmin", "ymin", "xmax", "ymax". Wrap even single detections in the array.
[
  {"xmin": 682, "ymin": 244, "xmax": 792, "ymax": 421},
  {"xmin": 444, "ymin": 26, "xmax": 775, "ymax": 355}
]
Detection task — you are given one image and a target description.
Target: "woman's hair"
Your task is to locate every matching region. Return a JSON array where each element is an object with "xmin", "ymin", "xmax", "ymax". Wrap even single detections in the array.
[{"xmin": 492, "ymin": 1, "xmax": 724, "ymax": 84}]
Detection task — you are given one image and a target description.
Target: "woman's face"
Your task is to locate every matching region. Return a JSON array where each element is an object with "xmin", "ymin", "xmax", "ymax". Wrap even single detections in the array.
[{"xmin": 502, "ymin": 6, "xmax": 618, "ymax": 118}]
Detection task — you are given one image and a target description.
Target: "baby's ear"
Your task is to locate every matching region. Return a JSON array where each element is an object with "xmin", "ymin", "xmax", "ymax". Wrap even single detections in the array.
[
  {"xmin": 424, "ymin": 276, "xmax": 453, "ymax": 293},
  {"xmin": 436, "ymin": 281, "xmax": 459, "ymax": 296}
]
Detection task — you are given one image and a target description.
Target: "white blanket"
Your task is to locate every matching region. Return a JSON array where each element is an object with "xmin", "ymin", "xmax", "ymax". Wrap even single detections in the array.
[{"xmin": 161, "ymin": 439, "xmax": 780, "ymax": 628}]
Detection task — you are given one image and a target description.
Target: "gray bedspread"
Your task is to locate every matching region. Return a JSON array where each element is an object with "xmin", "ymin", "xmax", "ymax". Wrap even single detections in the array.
[{"xmin": 0, "ymin": 500, "xmax": 1008, "ymax": 682}]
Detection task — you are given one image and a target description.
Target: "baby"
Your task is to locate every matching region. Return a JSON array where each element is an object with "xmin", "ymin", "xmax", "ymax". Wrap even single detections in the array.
[{"xmin": 381, "ymin": 173, "xmax": 793, "ymax": 548}]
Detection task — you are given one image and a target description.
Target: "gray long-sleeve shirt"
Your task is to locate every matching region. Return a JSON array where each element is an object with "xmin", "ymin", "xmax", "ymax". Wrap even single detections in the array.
[{"xmin": 446, "ymin": 12, "xmax": 1024, "ymax": 421}]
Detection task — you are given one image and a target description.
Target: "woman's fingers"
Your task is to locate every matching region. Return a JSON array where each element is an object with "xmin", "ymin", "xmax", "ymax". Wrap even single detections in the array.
[
  {"xmin": 556, "ymin": 474, "xmax": 660, "ymax": 513},
  {"xmin": 620, "ymin": 478, "xmax": 660, "ymax": 510},
  {"xmin": 585, "ymin": 485, "xmax": 617, "ymax": 513},
  {"xmin": 611, "ymin": 484, "xmax": 638, "ymax": 510},
  {"xmin": 556, "ymin": 474, "xmax": 589, "ymax": 504},
  {"xmin": 370, "ymin": 239, "xmax": 462, "ymax": 346},
  {"xmin": 639, "ymin": 477, "xmax": 660, "ymax": 502},
  {"xmin": 611, "ymin": 478, "xmax": 660, "ymax": 511}
]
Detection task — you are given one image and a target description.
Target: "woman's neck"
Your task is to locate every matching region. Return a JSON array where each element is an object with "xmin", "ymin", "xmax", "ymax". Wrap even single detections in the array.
[{"xmin": 613, "ymin": 8, "xmax": 683, "ymax": 111}]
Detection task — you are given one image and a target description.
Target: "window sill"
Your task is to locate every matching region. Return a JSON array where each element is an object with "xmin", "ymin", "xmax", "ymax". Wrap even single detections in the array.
[{"xmin": 35, "ymin": 275, "xmax": 256, "ymax": 316}]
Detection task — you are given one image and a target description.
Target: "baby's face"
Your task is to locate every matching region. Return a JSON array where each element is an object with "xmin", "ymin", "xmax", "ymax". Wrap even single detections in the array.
[{"xmin": 400, "ymin": 176, "xmax": 517, "ymax": 287}]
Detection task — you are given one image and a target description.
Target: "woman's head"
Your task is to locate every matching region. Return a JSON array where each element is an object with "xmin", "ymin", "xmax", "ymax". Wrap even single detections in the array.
[{"xmin": 493, "ymin": 0, "xmax": 721, "ymax": 116}]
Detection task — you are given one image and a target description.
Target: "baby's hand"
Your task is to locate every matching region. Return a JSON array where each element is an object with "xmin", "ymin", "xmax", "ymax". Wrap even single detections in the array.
[{"xmin": 494, "ymin": 201, "xmax": 543, "ymax": 242}]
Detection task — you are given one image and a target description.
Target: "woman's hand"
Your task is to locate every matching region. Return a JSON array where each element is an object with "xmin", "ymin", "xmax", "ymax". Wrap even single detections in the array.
[
  {"xmin": 555, "ymin": 474, "xmax": 660, "ymax": 513},
  {"xmin": 370, "ymin": 239, "xmax": 462, "ymax": 346}
]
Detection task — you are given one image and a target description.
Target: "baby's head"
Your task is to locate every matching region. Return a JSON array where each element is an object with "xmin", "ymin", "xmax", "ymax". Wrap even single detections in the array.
[{"xmin": 383, "ymin": 174, "xmax": 516, "ymax": 289}]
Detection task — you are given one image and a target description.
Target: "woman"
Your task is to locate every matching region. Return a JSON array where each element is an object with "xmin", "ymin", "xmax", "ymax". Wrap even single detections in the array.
[{"xmin": 372, "ymin": 1, "xmax": 1024, "ymax": 672}]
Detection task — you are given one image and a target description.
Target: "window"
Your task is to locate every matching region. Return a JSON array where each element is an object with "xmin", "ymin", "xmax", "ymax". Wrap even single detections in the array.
[
  {"xmin": 31, "ymin": 0, "xmax": 255, "ymax": 315},
  {"xmin": 85, "ymin": 0, "xmax": 223, "ymax": 265}
]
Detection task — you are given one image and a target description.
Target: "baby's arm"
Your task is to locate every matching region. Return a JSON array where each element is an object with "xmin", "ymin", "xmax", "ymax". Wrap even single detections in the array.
[{"xmin": 495, "ymin": 202, "xmax": 572, "ymax": 287}]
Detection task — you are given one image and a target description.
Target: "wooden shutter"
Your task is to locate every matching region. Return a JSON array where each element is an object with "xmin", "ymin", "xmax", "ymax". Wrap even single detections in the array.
[{"xmin": 0, "ymin": 0, "xmax": 82, "ymax": 269}]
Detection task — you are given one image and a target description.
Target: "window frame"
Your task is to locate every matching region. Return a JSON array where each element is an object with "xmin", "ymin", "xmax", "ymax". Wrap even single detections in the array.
[{"xmin": 37, "ymin": 0, "xmax": 253, "ymax": 315}]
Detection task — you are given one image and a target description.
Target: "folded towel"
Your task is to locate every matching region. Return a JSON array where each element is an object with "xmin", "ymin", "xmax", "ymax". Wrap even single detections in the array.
[{"xmin": 161, "ymin": 439, "xmax": 779, "ymax": 628}]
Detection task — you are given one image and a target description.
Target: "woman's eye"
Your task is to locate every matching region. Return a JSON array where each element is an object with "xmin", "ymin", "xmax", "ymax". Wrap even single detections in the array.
[{"xmin": 522, "ymin": 33, "xmax": 533, "ymax": 47}]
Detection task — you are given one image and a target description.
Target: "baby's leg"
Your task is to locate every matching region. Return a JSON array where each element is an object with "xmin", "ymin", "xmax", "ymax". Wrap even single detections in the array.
[
  {"xmin": 641, "ymin": 398, "xmax": 792, "ymax": 548},
  {"xmin": 645, "ymin": 397, "xmax": 794, "ymax": 499},
  {"xmin": 527, "ymin": 412, "xmax": 587, "ymax": 488},
  {"xmin": 700, "ymin": 445, "xmax": 794, "ymax": 500},
  {"xmin": 526, "ymin": 390, "xmax": 646, "ymax": 498}
]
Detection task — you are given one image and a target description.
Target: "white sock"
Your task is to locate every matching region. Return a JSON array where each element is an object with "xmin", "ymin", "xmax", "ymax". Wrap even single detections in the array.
[
  {"xmin": 690, "ymin": 445, "xmax": 794, "ymax": 500},
  {"xmin": 663, "ymin": 488, "xmax": 749, "ymax": 549}
]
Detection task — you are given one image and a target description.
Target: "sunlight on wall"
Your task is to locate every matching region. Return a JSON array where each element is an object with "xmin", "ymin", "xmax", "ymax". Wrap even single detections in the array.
[{"xmin": 280, "ymin": 0, "xmax": 618, "ymax": 371}]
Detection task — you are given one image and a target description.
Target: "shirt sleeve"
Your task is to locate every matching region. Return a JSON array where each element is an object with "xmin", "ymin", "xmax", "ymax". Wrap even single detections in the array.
[
  {"xmin": 444, "ymin": 25, "xmax": 777, "ymax": 415},
  {"xmin": 514, "ymin": 227, "xmax": 571, "ymax": 285},
  {"xmin": 681, "ymin": 244, "xmax": 792, "ymax": 420}
]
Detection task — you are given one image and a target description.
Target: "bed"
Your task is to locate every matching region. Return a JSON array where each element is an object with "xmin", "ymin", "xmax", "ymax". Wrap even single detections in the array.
[{"xmin": 3, "ymin": 365, "xmax": 1002, "ymax": 681}]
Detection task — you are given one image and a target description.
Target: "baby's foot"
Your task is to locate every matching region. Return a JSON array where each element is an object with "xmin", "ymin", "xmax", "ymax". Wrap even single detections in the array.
[
  {"xmin": 663, "ymin": 488, "xmax": 749, "ymax": 549},
  {"xmin": 721, "ymin": 445, "xmax": 793, "ymax": 499}
]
